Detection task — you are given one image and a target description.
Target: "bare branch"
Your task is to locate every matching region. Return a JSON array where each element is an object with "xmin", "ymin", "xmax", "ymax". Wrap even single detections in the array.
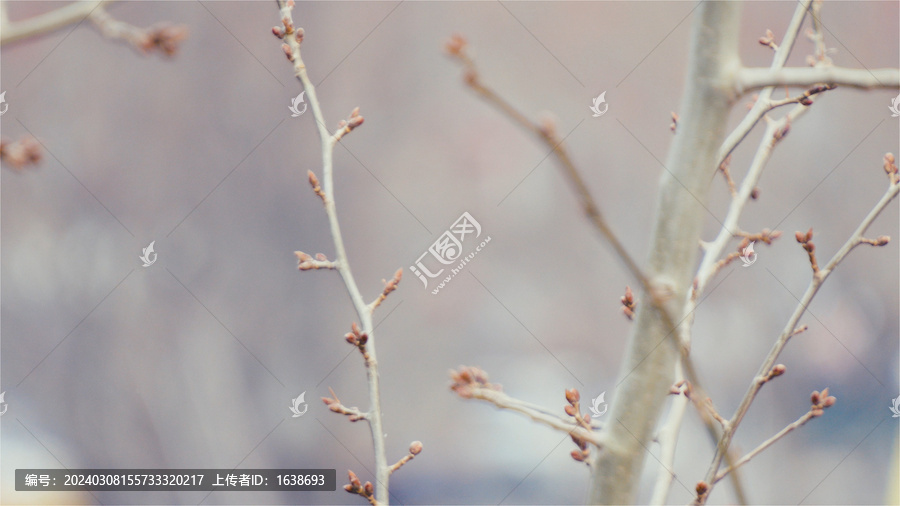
[
  {"xmin": 450, "ymin": 366, "xmax": 604, "ymax": 447},
  {"xmin": 1, "ymin": 0, "xmax": 186, "ymax": 54},
  {"xmin": 275, "ymin": 2, "xmax": 395, "ymax": 502},
  {"xmin": 649, "ymin": 2, "xmax": 829, "ymax": 501},
  {"xmin": 718, "ymin": 0, "xmax": 815, "ymax": 166},
  {"xmin": 447, "ymin": 34, "xmax": 735, "ymax": 501},
  {"xmin": 1, "ymin": 0, "xmax": 110, "ymax": 45},
  {"xmin": 322, "ymin": 387, "xmax": 368, "ymax": 422},
  {"xmin": 712, "ymin": 388, "xmax": 836, "ymax": 486},
  {"xmin": 369, "ymin": 269, "xmax": 402, "ymax": 313},
  {"xmin": 88, "ymin": 5, "xmax": 187, "ymax": 56},
  {"xmin": 737, "ymin": 66, "xmax": 900, "ymax": 93},
  {"xmin": 389, "ymin": 441, "xmax": 423, "ymax": 475},
  {"xmin": 700, "ymin": 162, "xmax": 899, "ymax": 502}
]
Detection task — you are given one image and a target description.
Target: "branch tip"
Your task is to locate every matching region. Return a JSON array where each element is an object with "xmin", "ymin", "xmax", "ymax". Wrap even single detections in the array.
[
  {"xmin": 619, "ymin": 286, "xmax": 637, "ymax": 321},
  {"xmin": 1, "ymin": 135, "xmax": 42, "ymax": 171},
  {"xmin": 308, "ymin": 170, "xmax": 325, "ymax": 201}
]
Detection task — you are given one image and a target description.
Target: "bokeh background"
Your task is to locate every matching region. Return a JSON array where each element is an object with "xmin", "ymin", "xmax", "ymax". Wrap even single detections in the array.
[{"xmin": 1, "ymin": 1, "xmax": 898, "ymax": 504}]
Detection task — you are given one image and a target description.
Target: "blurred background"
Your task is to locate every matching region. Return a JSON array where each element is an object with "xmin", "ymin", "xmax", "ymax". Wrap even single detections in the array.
[{"xmin": 1, "ymin": 1, "xmax": 897, "ymax": 504}]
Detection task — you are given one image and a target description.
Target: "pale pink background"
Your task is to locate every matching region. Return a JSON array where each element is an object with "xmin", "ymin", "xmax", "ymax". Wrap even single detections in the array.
[{"xmin": 2, "ymin": 1, "xmax": 898, "ymax": 504}]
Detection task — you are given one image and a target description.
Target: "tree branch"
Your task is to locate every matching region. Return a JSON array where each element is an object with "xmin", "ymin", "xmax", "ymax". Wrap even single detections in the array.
[
  {"xmin": 717, "ymin": 0, "xmax": 812, "ymax": 167},
  {"xmin": 591, "ymin": 3, "xmax": 742, "ymax": 503},
  {"xmin": 275, "ymin": 2, "xmax": 397, "ymax": 503},
  {"xmin": 700, "ymin": 160, "xmax": 899, "ymax": 502},
  {"xmin": 1, "ymin": 0, "xmax": 109, "ymax": 46},
  {"xmin": 712, "ymin": 389, "xmax": 836, "ymax": 486},
  {"xmin": 736, "ymin": 66, "xmax": 900, "ymax": 93},
  {"xmin": 450, "ymin": 366, "xmax": 604, "ymax": 447},
  {"xmin": 446, "ymin": 36, "xmax": 738, "ymax": 500}
]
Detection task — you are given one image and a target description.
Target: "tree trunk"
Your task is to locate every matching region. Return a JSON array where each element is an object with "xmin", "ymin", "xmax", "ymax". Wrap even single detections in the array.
[{"xmin": 590, "ymin": 2, "xmax": 741, "ymax": 503}]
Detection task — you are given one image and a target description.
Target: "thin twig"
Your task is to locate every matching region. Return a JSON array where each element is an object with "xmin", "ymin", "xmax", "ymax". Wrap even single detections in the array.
[
  {"xmin": 450, "ymin": 366, "xmax": 604, "ymax": 447},
  {"xmin": 648, "ymin": 361, "xmax": 690, "ymax": 505},
  {"xmin": 717, "ymin": 0, "xmax": 813, "ymax": 168},
  {"xmin": 276, "ymin": 2, "xmax": 393, "ymax": 503},
  {"xmin": 699, "ymin": 170, "xmax": 899, "ymax": 503},
  {"xmin": 712, "ymin": 389, "xmax": 835, "ymax": 485}
]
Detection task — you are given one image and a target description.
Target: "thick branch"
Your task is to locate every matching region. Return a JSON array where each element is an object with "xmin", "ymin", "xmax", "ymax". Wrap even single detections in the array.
[
  {"xmin": 1, "ymin": 0, "xmax": 109, "ymax": 45},
  {"xmin": 737, "ymin": 66, "xmax": 900, "ymax": 93},
  {"xmin": 591, "ymin": 4, "xmax": 742, "ymax": 504}
]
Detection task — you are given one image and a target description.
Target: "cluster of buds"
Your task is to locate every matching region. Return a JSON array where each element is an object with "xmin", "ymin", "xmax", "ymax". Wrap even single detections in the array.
[
  {"xmin": 139, "ymin": 23, "xmax": 188, "ymax": 57},
  {"xmin": 294, "ymin": 251, "xmax": 336, "ymax": 270},
  {"xmin": 885, "ymin": 153, "xmax": 899, "ymax": 185},
  {"xmin": 695, "ymin": 480, "xmax": 710, "ymax": 503},
  {"xmin": 620, "ymin": 286, "xmax": 637, "ymax": 321},
  {"xmin": 0, "ymin": 135, "xmax": 42, "ymax": 171},
  {"xmin": 773, "ymin": 117, "xmax": 791, "ymax": 143},
  {"xmin": 809, "ymin": 387, "xmax": 836, "ymax": 417},
  {"xmin": 796, "ymin": 84, "xmax": 836, "ymax": 106},
  {"xmin": 345, "ymin": 322, "xmax": 369, "ymax": 349},
  {"xmin": 669, "ymin": 379, "xmax": 691, "ymax": 397},
  {"xmin": 794, "ymin": 228, "xmax": 819, "ymax": 274},
  {"xmin": 370, "ymin": 269, "xmax": 402, "ymax": 311},
  {"xmin": 444, "ymin": 33, "xmax": 468, "ymax": 58},
  {"xmin": 321, "ymin": 387, "xmax": 366, "ymax": 422},
  {"xmin": 307, "ymin": 171, "xmax": 325, "ymax": 201},
  {"xmin": 449, "ymin": 366, "xmax": 500, "ymax": 399},
  {"xmin": 273, "ymin": 0, "xmax": 304, "ymax": 62},
  {"xmin": 758, "ymin": 28, "xmax": 777, "ymax": 50},
  {"xmin": 444, "ymin": 34, "xmax": 478, "ymax": 87},
  {"xmin": 344, "ymin": 470, "xmax": 375, "ymax": 505},
  {"xmin": 564, "ymin": 388, "xmax": 592, "ymax": 463},
  {"xmin": 334, "ymin": 107, "xmax": 365, "ymax": 141}
]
